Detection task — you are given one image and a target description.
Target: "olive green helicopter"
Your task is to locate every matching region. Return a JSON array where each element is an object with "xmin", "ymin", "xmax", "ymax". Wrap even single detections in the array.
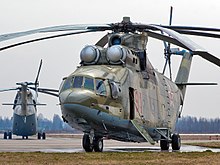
[{"xmin": 0, "ymin": 9, "xmax": 220, "ymax": 151}]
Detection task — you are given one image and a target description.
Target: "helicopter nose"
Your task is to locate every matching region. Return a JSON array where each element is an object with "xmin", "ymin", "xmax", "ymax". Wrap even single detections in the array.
[{"xmin": 59, "ymin": 89, "xmax": 93, "ymax": 106}]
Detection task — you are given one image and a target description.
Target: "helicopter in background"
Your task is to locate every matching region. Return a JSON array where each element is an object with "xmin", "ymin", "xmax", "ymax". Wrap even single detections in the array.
[
  {"xmin": 0, "ymin": 60, "xmax": 58, "ymax": 139},
  {"xmin": 0, "ymin": 9, "xmax": 220, "ymax": 150}
]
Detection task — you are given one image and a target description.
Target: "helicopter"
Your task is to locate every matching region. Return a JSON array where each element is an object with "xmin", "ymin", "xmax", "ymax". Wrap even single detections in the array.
[
  {"xmin": 0, "ymin": 59, "xmax": 58, "ymax": 139},
  {"xmin": 0, "ymin": 12, "xmax": 220, "ymax": 151}
]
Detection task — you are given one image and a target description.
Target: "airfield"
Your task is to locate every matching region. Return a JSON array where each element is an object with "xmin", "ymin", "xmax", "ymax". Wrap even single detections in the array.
[{"xmin": 0, "ymin": 134, "xmax": 220, "ymax": 153}]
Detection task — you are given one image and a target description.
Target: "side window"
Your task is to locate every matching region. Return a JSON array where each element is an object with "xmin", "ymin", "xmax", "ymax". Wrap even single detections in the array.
[
  {"xmin": 95, "ymin": 79, "xmax": 107, "ymax": 96},
  {"xmin": 84, "ymin": 77, "xmax": 94, "ymax": 90},
  {"xmin": 109, "ymin": 81, "xmax": 120, "ymax": 99},
  {"xmin": 73, "ymin": 76, "xmax": 83, "ymax": 88}
]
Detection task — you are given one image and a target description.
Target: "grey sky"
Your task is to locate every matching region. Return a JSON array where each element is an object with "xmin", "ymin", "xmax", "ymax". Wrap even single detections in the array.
[{"xmin": 0, "ymin": 0, "xmax": 219, "ymax": 119}]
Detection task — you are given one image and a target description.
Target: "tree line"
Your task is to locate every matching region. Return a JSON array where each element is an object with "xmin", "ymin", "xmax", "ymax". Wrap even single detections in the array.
[
  {"xmin": 175, "ymin": 116, "xmax": 220, "ymax": 133},
  {"xmin": 0, "ymin": 113, "xmax": 79, "ymax": 133},
  {"xmin": 0, "ymin": 115, "xmax": 219, "ymax": 133}
]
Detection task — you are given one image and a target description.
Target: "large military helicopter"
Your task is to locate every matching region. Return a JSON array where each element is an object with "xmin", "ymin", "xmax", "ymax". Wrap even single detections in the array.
[
  {"xmin": 0, "ymin": 60, "xmax": 58, "ymax": 139},
  {"xmin": 0, "ymin": 12, "xmax": 220, "ymax": 151}
]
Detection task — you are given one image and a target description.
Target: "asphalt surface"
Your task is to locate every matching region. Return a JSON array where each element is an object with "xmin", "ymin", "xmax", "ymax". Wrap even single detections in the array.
[{"xmin": 0, "ymin": 134, "xmax": 220, "ymax": 153}]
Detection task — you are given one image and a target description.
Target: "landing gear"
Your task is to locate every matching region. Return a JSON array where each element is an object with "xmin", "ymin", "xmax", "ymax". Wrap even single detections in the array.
[
  {"xmin": 159, "ymin": 133, "xmax": 181, "ymax": 151},
  {"xmin": 82, "ymin": 134, "xmax": 93, "ymax": 152},
  {"xmin": 93, "ymin": 136, "xmax": 103, "ymax": 152},
  {"xmin": 37, "ymin": 132, "xmax": 46, "ymax": 140},
  {"xmin": 171, "ymin": 134, "xmax": 181, "ymax": 150},
  {"xmin": 160, "ymin": 139, "xmax": 169, "ymax": 150},
  {"xmin": 3, "ymin": 131, "xmax": 12, "ymax": 139},
  {"xmin": 82, "ymin": 134, "xmax": 104, "ymax": 152}
]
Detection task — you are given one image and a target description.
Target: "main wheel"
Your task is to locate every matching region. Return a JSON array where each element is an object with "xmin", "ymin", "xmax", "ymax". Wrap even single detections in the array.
[
  {"xmin": 3, "ymin": 132, "xmax": 7, "ymax": 139},
  {"xmin": 37, "ymin": 133, "xmax": 41, "ymax": 139},
  {"xmin": 82, "ymin": 134, "xmax": 93, "ymax": 152},
  {"xmin": 42, "ymin": 132, "xmax": 46, "ymax": 140},
  {"xmin": 8, "ymin": 132, "xmax": 12, "ymax": 139},
  {"xmin": 171, "ymin": 134, "xmax": 181, "ymax": 150},
  {"xmin": 160, "ymin": 139, "xmax": 169, "ymax": 150},
  {"xmin": 93, "ymin": 137, "xmax": 103, "ymax": 152}
]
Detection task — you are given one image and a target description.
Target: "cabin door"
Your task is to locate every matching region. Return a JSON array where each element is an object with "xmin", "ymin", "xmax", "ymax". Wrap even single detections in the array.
[{"xmin": 129, "ymin": 87, "xmax": 135, "ymax": 120}]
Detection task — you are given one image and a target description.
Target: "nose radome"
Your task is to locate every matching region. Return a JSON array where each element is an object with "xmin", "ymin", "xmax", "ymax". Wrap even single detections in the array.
[{"xmin": 59, "ymin": 89, "xmax": 92, "ymax": 105}]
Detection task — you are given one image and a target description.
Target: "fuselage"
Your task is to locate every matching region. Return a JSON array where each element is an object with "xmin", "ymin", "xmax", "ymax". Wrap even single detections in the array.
[
  {"xmin": 59, "ymin": 63, "xmax": 182, "ymax": 142},
  {"xmin": 12, "ymin": 90, "xmax": 37, "ymax": 136}
]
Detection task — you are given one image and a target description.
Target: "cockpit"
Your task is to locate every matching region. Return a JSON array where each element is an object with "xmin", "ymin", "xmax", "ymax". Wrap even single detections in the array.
[{"xmin": 60, "ymin": 76, "xmax": 107, "ymax": 96}]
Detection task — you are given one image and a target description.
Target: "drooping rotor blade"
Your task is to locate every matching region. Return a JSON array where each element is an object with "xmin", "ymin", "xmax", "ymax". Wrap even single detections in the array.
[
  {"xmin": 173, "ymin": 29, "xmax": 220, "ymax": 39},
  {"xmin": 149, "ymin": 25, "xmax": 220, "ymax": 67},
  {"xmin": 29, "ymin": 87, "xmax": 59, "ymax": 97},
  {"xmin": 37, "ymin": 91, "xmax": 59, "ymax": 97},
  {"xmin": 95, "ymin": 34, "xmax": 108, "ymax": 47},
  {"xmin": 0, "ymin": 24, "xmax": 111, "ymax": 42},
  {"xmin": 37, "ymin": 88, "xmax": 59, "ymax": 97},
  {"xmin": 146, "ymin": 31, "xmax": 188, "ymax": 49},
  {"xmin": 149, "ymin": 25, "xmax": 204, "ymax": 52},
  {"xmin": 37, "ymin": 88, "xmax": 59, "ymax": 93},
  {"xmin": 0, "ymin": 88, "xmax": 18, "ymax": 92},
  {"xmin": 0, "ymin": 30, "xmax": 96, "ymax": 52},
  {"xmin": 159, "ymin": 25, "xmax": 220, "ymax": 32},
  {"xmin": 193, "ymin": 51, "xmax": 220, "ymax": 67}
]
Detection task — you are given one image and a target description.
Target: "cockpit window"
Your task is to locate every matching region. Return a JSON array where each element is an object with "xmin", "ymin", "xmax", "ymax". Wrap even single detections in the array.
[
  {"xmin": 73, "ymin": 76, "xmax": 83, "ymax": 88},
  {"xmin": 84, "ymin": 77, "xmax": 94, "ymax": 90},
  {"xmin": 61, "ymin": 77, "xmax": 73, "ymax": 92},
  {"xmin": 61, "ymin": 76, "xmax": 106, "ymax": 94},
  {"xmin": 95, "ymin": 79, "xmax": 107, "ymax": 96}
]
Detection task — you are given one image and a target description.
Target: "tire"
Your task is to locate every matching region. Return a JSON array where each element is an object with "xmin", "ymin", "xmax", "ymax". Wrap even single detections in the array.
[
  {"xmin": 160, "ymin": 139, "xmax": 169, "ymax": 150},
  {"xmin": 82, "ymin": 134, "xmax": 93, "ymax": 152},
  {"xmin": 42, "ymin": 132, "xmax": 46, "ymax": 140},
  {"xmin": 8, "ymin": 132, "xmax": 12, "ymax": 139},
  {"xmin": 37, "ymin": 133, "xmax": 41, "ymax": 139},
  {"xmin": 93, "ymin": 137, "xmax": 103, "ymax": 152},
  {"xmin": 3, "ymin": 132, "xmax": 7, "ymax": 139},
  {"xmin": 172, "ymin": 134, "xmax": 181, "ymax": 150}
]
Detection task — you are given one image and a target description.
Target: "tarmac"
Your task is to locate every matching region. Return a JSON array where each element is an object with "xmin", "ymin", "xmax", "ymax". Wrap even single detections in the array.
[{"xmin": 0, "ymin": 134, "xmax": 220, "ymax": 153}]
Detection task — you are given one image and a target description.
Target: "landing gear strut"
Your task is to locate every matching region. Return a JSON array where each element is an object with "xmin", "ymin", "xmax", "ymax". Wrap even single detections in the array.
[{"xmin": 82, "ymin": 134, "xmax": 103, "ymax": 152}]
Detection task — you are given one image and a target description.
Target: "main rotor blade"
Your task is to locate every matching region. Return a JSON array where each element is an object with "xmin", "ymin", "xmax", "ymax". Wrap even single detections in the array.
[
  {"xmin": 146, "ymin": 30, "xmax": 188, "ymax": 49},
  {"xmin": 37, "ymin": 90, "xmax": 59, "ymax": 97},
  {"xmin": 95, "ymin": 34, "xmax": 108, "ymax": 47},
  {"xmin": 0, "ymin": 88, "xmax": 18, "ymax": 92},
  {"xmin": 29, "ymin": 87, "xmax": 59, "ymax": 97},
  {"xmin": 149, "ymin": 25, "xmax": 220, "ymax": 67},
  {"xmin": 0, "ymin": 30, "xmax": 96, "ymax": 51},
  {"xmin": 149, "ymin": 25, "xmax": 204, "ymax": 52},
  {"xmin": 193, "ymin": 51, "xmax": 220, "ymax": 67},
  {"xmin": 37, "ymin": 88, "xmax": 59, "ymax": 93},
  {"xmin": 159, "ymin": 25, "xmax": 220, "ymax": 32},
  {"xmin": 0, "ymin": 24, "xmax": 111, "ymax": 42},
  {"xmin": 35, "ymin": 59, "xmax": 43, "ymax": 87},
  {"xmin": 174, "ymin": 29, "xmax": 220, "ymax": 39}
]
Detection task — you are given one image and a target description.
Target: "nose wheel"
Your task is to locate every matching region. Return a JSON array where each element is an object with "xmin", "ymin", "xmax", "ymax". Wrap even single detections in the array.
[{"xmin": 82, "ymin": 134, "xmax": 103, "ymax": 152}]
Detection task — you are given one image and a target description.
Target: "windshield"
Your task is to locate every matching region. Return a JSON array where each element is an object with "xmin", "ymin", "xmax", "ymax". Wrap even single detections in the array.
[{"xmin": 61, "ymin": 76, "xmax": 106, "ymax": 96}]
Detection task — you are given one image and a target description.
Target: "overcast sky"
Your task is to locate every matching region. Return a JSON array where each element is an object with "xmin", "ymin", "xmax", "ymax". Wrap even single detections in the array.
[{"xmin": 0, "ymin": 0, "xmax": 219, "ymax": 119}]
